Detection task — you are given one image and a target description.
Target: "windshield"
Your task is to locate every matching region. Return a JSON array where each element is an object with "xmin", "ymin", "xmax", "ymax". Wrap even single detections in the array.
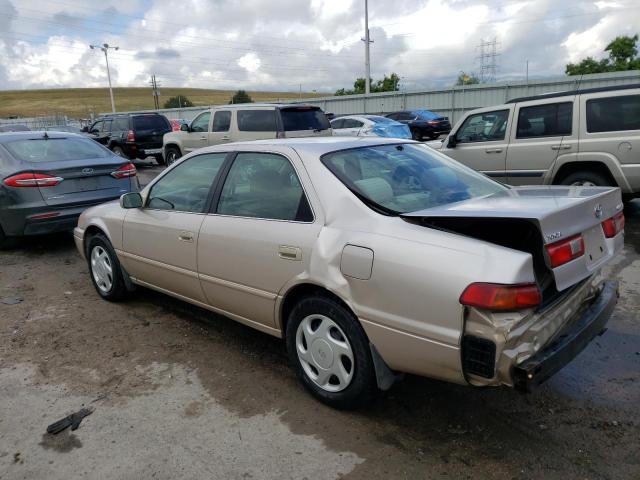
[
  {"xmin": 321, "ymin": 143, "xmax": 507, "ymax": 214},
  {"xmin": 3, "ymin": 137, "xmax": 112, "ymax": 162}
]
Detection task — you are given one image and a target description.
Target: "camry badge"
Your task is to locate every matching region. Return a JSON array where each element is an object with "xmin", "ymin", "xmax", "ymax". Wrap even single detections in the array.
[
  {"xmin": 82, "ymin": 168, "xmax": 94, "ymax": 175},
  {"xmin": 594, "ymin": 204, "xmax": 603, "ymax": 219}
]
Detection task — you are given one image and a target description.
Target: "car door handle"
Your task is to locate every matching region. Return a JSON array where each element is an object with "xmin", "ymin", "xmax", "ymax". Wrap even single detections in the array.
[
  {"xmin": 199, "ymin": 135, "xmax": 207, "ymax": 140},
  {"xmin": 485, "ymin": 148, "xmax": 503, "ymax": 153},
  {"xmin": 222, "ymin": 135, "xmax": 230, "ymax": 140},
  {"xmin": 551, "ymin": 145, "xmax": 572, "ymax": 150},
  {"xmin": 278, "ymin": 245, "xmax": 302, "ymax": 261},
  {"xmin": 178, "ymin": 231, "xmax": 194, "ymax": 243}
]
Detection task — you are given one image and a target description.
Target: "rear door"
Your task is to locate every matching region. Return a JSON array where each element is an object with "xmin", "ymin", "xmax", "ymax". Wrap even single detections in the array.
[
  {"xmin": 2, "ymin": 136, "xmax": 134, "ymax": 207},
  {"xmin": 506, "ymin": 98, "xmax": 575, "ymax": 185},
  {"xmin": 441, "ymin": 108, "xmax": 512, "ymax": 182},
  {"xmin": 207, "ymin": 110, "xmax": 232, "ymax": 145},
  {"xmin": 132, "ymin": 115, "xmax": 171, "ymax": 152},
  {"xmin": 277, "ymin": 106, "xmax": 332, "ymax": 137}
]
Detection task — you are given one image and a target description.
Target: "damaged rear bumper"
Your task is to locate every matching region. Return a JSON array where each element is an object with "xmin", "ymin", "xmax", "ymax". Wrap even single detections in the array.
[{"xmin": 511, "ymin": 281, "xmax": 618, "ymax": 392}]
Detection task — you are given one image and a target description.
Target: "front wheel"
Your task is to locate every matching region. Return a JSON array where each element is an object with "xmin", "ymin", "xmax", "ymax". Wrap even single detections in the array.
[
  {"xmin": 560, "ymin": 171, "xmax": 611, "ymax": 187},
  {"xmin": 165, "ymin": 146, "xmax": 181, "ymax": 166},
  {"xmin": 87, "ymin": 233, "xmax": 128, "ymax": 301},
  {"xmin": 285, "ymin": 295, "xmax": 377, "ymax": 409}
]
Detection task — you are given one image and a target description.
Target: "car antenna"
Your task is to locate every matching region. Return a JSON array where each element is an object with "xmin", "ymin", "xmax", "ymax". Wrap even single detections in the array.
[{"xmin": 42, "ymin": 130, "xmax": 49, "ymax": 140}]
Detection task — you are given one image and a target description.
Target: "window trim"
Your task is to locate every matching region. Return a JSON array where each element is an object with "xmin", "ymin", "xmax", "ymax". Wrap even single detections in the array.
[
  {"xmin": 207, "ymin": 150, "xmax": 316, "ymax": 224},
  {"xmin": 144, "ymin": 152, "xmax": 233, "ymax": 214},
  {"xmin": 515, "ymin": 102, "xmax": 573, "ymax": 139},
  {"xmin": 455, "ymin": 109, "xmax": 510, "ymax": 144}
]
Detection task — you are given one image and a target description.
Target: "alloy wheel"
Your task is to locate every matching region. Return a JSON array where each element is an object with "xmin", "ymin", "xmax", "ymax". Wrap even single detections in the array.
[{"xmin": 90, "ymin": 246, "xmax": 113, "ymax": 293}]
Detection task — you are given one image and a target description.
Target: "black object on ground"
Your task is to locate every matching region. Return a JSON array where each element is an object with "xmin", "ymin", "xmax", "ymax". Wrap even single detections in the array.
[{"xmin": 46, "ymin": 407, "xmax": 94, "ymax": 434}]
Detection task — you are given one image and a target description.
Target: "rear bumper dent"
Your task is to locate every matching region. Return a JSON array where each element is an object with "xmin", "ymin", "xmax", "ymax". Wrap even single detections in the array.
[{"xmin": 511, "ymin": 280, "xmax": 618, "ymax": 392}]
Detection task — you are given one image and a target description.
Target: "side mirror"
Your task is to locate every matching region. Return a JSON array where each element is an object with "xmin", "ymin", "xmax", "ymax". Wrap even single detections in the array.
[
  {"xmin": 180, "ymin": 124, "xmax": 190, "ymax": 132},
  {"xmin": 447, "ymin": 135, "xmax": 457, "ymax": 148},
  {"xmin": 120, "ymin": 192, "xmax": 143, "ymax": 209},
  {"xmin": 81, "ymin": 126, "xmax": 89, "ymax": 132}
]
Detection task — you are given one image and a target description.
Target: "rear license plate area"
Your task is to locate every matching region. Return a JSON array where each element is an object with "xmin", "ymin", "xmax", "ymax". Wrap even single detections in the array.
[{"xmin": 583, "ymin": 225, "xmax": 607, "ymax": 265}]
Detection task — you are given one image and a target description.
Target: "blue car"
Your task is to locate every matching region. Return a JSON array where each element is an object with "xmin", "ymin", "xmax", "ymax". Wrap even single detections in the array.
[
  {"xmin": 385, "ymin": 110, "xmax": 451, "ymax": 140},
  {"xmin": 330, "ymin": 115, "xmax": 412, "ymax": 139}
]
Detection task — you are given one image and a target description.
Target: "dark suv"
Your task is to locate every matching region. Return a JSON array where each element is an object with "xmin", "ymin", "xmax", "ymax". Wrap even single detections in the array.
[
  {"xmin": 84, "ymin": 113, "xmax": 172, "ymax": 164},
  {"xmin": 385, "ymin": 110, "xmax": 451, "ymax": 140}
]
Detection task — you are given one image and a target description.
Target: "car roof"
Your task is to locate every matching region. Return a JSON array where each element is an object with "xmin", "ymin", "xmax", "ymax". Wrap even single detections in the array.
[
  {"xmin": 0, "ymin": 131, "xmax": 85, "ymax": 142},
  {"xmin": 506, "ymin": 83, "xmax": 640, "ymax": 104},
  {"xmin": 198, "ymin": 136, "xmax": 417, "ymax": 156}
]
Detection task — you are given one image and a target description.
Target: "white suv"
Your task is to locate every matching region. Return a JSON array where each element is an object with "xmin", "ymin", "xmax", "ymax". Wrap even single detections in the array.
[
  {"xmin": 163, "ymin": 104, "xmax": 331, "ymax": 164},
  {"xmin": 440, "ymin": 84, "xmax": 640, "ymax": 198}
]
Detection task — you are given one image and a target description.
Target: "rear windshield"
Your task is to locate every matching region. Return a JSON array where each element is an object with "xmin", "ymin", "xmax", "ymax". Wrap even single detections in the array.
[
  {"xmin": 280, "ymin": 107, "xmax": 330, "ymax": 131},
  {"xmin": 237, "ymin": 110, "xmax": 277, "ymax": 132},
  {"xmin": 3, "ymin": 137, "xmax": 112, "ymax": 162},
  {"xmin": 133, "ymin": 115, "xmax": 170, "ymax": 131},
  {"xmin": 321, "ymin": 143, "xmax": 506, "ymax": 214}
]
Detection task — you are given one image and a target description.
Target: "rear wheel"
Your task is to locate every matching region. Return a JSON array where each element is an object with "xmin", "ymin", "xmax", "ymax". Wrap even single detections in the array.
[
  {"xmin": 111, "ymin": 145, "xmax": 129, "ymax": 159},
  {"xmin": 560, "ymin": 171, "xmax": 612, "ymax": 187},
  {"xmin": 87, "ymin": 233, "xmax": 127, "ymax": 301},
  {"xmin": 285, "ymin": 295, "xmax": 377, "ymax": 409},
  {"xmin": 411, "ymin": 130, "xmax": 423, "ymax": 141},
  {"xmin": 165, "ymin": 146, "xmax": 181, "ymax": 166}
]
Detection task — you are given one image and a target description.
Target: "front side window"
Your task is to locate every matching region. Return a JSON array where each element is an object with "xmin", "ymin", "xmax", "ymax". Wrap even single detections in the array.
[
  {"xmin": 456, "ymin": 110, "xmax": 509, "ymax": 143},
  {"xmin": 516, "ymin": 102, "xmax": 572, "ymax": 138},
  {"xmin": 89, "ymin": 121, "xmax": 103, "ymax": 135},
  {"xmin": 586, "ymin": 95, "xmax": 640, "ymax": 133},
  {"xmin": 237, "ymin": 110, "xmax": 277, "ymax": 132},
  {"xmin": 216, "ymin": 152, "xmax": 312, "ymax": 221},
  {"xmin": 191, "ymin": 112, "xmax": 211, "ymax": 133},
  {"xmin": 147, "ymin": 153, "xmax": 226, "ymax": 212},
  {"xmin": 322, "ymin": 143, "xmax": 507, "ymax": 214},
  {"xmin": 3, "ymin": 137, "xmax": 112, "ymax": 162},
  {"xmin": 212, "ymin": 111, "xmax": 231, "ymax": 132}
]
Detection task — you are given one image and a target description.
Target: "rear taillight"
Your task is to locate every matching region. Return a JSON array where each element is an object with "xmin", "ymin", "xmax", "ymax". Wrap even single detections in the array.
[
  {"xmin": 126, "ymin": 130, "xmax": 135, "ymax": 142},
  {"xmin": 3, "ymin": 173, "xmax": 63, "ymax": 187},
  {"xmin": 459, "ymin": 283, "xmax": 541, "ymax": 311},
  {"xmin": 546, "ymin": 234, "xmax": 585, "ymax": 268},
  {"xmin": 427, "ymin": 120, "xmax": 439, "ymax": 125},
  {"xmin": 602, "ymin": 211, "xmax": 624, "ymax": 238},
  {"xmin": 111, "ymin": 163, "xmax": 137, "ymax": 179}
]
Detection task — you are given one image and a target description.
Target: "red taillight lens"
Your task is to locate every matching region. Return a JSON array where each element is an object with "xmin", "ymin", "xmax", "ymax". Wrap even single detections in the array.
[
  {"xmin": 111, "ymin": 163, "xmax": 137, "ymax": 179},
  {"xmin": 126, "ymin": 130, "xmax": 135, "ymax": 142},
  {"xmin": 427, "ymin": 120, "xmax": 438, "ymax": 125},
  {"xmin": 460, "ymin": 283, "xmax": 541, "ymax": 311},
  {"xmin": 3, "ymin": 173, "xmax": 63, "ymax": 187},
  {"xmin": 601, "ymin": 211, "xmax": 624, "ymax": 238},
  {"xmin": 546, "ymin": 234, "xmax": 585, "ymax": 268}
]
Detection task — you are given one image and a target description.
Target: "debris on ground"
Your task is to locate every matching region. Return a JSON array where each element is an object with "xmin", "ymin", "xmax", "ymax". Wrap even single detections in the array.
[
  {"xmin": 1, "ymin": 297, "xmax": 23, "ymax": 305},
  {"xmin": 46, "ymin": 407, "xmax": 94, "ymax": 434}
]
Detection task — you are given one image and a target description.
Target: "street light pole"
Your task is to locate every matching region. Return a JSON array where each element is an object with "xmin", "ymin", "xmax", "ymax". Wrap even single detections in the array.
[
  {"xmin": 362, "ymin": 0, "xmax": 373, "ymax": 96},
  {"xmin": 90, "ymin": 43, "xmax": 119, "ymax": 113}
]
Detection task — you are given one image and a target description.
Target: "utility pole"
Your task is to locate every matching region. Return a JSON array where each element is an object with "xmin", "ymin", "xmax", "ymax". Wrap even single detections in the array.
[
  {"xmin": 149, "ymin": 75, "xmax": 161, "ymax": 109},
  {"xmin": 526, "ymin": 60, "xmax": 529, "ymax": 84},
  {"xmin": 90, "ymin": 43, "xmax": 118, "ymax": 113},
  {"xmin": 361, "ymin": 0, "xmax": 373, "ymax": 95}
]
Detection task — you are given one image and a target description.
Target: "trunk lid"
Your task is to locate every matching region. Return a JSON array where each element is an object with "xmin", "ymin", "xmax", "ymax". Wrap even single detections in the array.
[{"xmin": 403, "ymin": 185, "xmax": 623, "ymax": 291}]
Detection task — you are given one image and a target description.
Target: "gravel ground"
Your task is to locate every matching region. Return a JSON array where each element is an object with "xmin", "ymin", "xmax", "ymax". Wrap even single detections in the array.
[{"xmin": 1, "ymin": 165, "xmax": 638, "ymax": 479}]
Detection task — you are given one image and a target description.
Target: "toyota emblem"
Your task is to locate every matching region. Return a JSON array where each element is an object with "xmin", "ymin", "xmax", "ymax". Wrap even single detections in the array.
[{"xmin": 594, "ymin": 204, "xmax": 603, "ymax": 219}]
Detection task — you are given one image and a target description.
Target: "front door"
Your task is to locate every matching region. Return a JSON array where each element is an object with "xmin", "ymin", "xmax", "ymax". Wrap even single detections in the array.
[
  {"xmin": 120, "ymin": 152, "xmax": 228, "ymax": 302},
  {"xmin": 506, "ymin": 98, "xmax": 575, "ymax": 185},
  {"xmin": 197, "ymin": 151, "xmax": 321, "ymax": 329},
  {"xmin": 442, "ymin": 108, "xmax": 511, "ymax": 182},
  {"xmin": 182, "ymin": 112, "xmax": 211, "ymax": 153}
]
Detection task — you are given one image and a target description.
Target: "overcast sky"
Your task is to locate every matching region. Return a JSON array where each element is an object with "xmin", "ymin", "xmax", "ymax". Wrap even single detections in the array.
[{"xmin": 0, "ymin": 0, "xmax": 638, "ymax": 93}]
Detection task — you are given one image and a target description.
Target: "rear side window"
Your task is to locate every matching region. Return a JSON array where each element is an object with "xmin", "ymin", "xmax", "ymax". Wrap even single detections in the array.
[
  {"xmin": 212, "ymin": 111, "xmax": 231, "ymax": 132},
  {"xmin": 133, "ymin": 115, "xmax": 170, "ymax": 131},
  {"xmin": 586, "ymin": 95, "xmax": 640, "ymax": 133},
  {"xmin": 3, "ymin": 137, "xmax": 112, "ymax": 162},
  {"xmin": 279, "ymin": 107, "xmax": 330, "ymax": 131},
  {"xmin": 237, "ymin": 110, "xmax": 277, "ymax": 132},
  {"xmin": 416, "ymin": 110, "xmax": 439, "ymax": 120},
  {"xmin": 331, "ymin": 119, "xmax": 345, "ymax": 129},
  {"xmin": 516, "ymin": 102, "xmax": 572, "ymax": 138}
]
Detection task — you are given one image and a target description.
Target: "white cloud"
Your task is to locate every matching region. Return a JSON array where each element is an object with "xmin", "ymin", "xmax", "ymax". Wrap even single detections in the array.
[{"xmin": 237, "ymin": 52, "xmax": 262, "ymax": 73}]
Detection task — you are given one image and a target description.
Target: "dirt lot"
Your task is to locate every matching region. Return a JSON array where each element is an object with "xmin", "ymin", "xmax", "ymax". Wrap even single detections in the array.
[{"xmin": 1, "ymin": 164, "xmax": 639, "ymax": 479}]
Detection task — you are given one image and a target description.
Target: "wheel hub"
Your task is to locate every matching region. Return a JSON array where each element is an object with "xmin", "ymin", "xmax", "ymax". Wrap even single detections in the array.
[{"xmin": 310, "ymin": 339, "xmax": 334, "ymax": 369}]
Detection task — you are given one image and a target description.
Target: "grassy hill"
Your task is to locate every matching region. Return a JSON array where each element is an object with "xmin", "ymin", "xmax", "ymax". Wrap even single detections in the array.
[{"xmin": 0, "ymin": 87, "xmax": 323, "ymax": 119}]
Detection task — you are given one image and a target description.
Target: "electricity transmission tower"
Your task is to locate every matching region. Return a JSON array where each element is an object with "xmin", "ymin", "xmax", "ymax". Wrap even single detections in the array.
[{"xmin": 477, "ymin": 37, "xmax": 500, "ymax": 83}]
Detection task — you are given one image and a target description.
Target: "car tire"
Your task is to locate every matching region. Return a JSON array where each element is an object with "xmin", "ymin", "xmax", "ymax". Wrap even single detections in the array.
[
  {"xmin": 86, "ymin": 233, "xmax": 128, "ymax": 301},
  {"xmin": 411, "ymin": 130, "xmax": 422, "ymax": 141},
  {"xmin": 111, "ymin": 145, "xmax": 129, "ymax": 159},
  {"xmin": 154, "ymin": 154, "xmax": 166, "ymax": 166},
  {"xmin": 165, "ymin": 146, "xmax": 181, "ymax": 166},
  {"xmin": 0, "ymin": 225, "xmax": 17, "ymax": 250},
  {"xmin": 285, "ymin": 295, "xmax": 377, "ymax": 409},
  {"xmin": 560, "ymin": 171, "xmax": 612, "ymax": 187}
]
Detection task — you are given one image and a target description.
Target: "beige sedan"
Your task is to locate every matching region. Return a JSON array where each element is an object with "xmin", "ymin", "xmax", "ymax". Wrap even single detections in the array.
[{"xmin": 75, "ymin": 137, "xmax": 623, "ymax": 408}]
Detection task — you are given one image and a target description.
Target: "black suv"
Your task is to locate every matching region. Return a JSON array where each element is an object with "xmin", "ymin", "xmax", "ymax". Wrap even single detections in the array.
[
  {"xmin": 385, "ymin": 110, "xmax": 451, "ymax": 140},
  {"xmin": 84, "ymin": 113, "xmax": 172, "ymax": 164}
]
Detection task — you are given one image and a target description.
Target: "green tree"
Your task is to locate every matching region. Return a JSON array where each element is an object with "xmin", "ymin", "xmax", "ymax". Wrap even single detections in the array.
[
  {"xmin": 455, "ymin": 72, "xmax": 480, "ymax": 86},
  {"xmin": 334, "ymin": 73, "xmax": 401, "ymax": 95},
  {"xmin": 230, "ymin": 90, "xmax": 253, "ymax": 104},
  {"xmin": 566, "ymin": 34, "xmax": 640, "ymax": 75},
  {"xmin": 163, "ymin": 95, "xmax": 194, "ymax": 108}
]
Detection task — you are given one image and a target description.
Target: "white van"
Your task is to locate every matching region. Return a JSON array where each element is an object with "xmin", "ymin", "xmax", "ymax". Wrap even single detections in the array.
[
  {"xmin": 440, "ymin": 84, "xmax": 640, "ymax": 198},
  {"xmin": 162, "ymin": 104, "xmax": 331, "ymax": 165}
]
